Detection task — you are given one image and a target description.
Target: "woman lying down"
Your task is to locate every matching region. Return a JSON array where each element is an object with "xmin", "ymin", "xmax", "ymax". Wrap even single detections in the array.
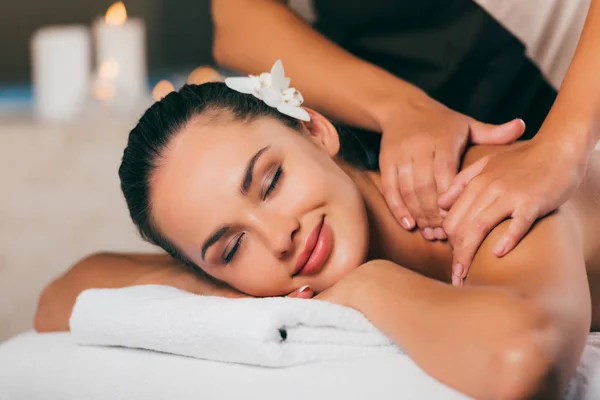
[{"xmin": 35, "ymin": 64, "xmax": 600, "ymax": 400}]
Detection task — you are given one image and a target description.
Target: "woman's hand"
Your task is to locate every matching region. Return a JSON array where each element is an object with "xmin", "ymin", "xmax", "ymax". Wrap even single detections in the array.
[
  {"xmin": 378, "ymin": 93, "xmax": 525, "ymax": 240},
  {"xmin": 439, "ymin": 137, "xmax": 588, "ymax": 285}
]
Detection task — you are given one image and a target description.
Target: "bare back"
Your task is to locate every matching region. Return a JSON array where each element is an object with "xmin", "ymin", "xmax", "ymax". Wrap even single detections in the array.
[{"xmin": 463, "ymin": 145, "xmax": 600, "ymax": 330}]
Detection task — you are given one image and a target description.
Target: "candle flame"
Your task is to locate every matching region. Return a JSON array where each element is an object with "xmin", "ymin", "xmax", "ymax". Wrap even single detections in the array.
[{"xmin": 105, "ymin": 2, "xmax": 127, "ymax": 26}]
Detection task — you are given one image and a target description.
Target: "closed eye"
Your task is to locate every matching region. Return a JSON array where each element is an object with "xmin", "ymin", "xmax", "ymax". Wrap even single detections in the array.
[
  {"xmin": 263, "ymin": 165, "xmax": 283, "ymax": 200},
  {"xmin": 223, "ymin": 233, "xmax": 244, "ymax": 264}
]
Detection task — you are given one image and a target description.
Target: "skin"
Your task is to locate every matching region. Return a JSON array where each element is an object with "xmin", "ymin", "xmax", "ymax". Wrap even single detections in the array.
[{"xmin": 36, "ymin": 110, "xmax": 600, "ymax": 398}]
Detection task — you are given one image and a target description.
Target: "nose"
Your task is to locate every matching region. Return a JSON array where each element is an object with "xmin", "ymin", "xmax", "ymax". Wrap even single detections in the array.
[{"xmin": 248, "ymin": 210, "xmax": 299, "ymax": 257}]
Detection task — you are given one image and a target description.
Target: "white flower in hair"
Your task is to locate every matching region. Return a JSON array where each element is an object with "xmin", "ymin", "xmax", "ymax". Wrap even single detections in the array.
[{"xmin": 224, "ymin": 60, "xmax": 311, "ymax": 121}]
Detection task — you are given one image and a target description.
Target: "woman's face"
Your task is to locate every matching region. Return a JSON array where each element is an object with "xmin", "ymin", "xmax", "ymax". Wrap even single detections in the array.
[{"xmin": 150, "ymin": 111, "xmax": 370, "ymax": 296}]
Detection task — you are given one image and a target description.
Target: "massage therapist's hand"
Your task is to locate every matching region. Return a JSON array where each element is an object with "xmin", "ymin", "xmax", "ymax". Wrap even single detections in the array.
[
  {"xmin": 379, "ymin": 92, "xmax": 526, "ymax": 241},
  {"xmin": 440, "ymin": 137, "xmax": 588, "ymax": 286}
]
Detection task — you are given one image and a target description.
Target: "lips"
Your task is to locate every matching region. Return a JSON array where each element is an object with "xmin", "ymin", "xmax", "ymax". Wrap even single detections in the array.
[{"xmin": 293, "ymin": 216, "xmax": 333, "ymax": 277}]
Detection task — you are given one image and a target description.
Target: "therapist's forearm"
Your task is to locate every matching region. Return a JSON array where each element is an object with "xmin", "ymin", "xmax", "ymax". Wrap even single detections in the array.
[
  {"xmin": 538, "ymin": 0, "xmax": 600, "ymax": 153},
  {"xmin": 211, "ymin": 0, "xmax": 425, "ymax": 132}
]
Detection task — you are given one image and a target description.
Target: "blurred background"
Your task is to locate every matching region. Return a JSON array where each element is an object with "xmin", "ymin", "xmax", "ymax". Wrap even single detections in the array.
[
  {"xmin": 0, "ymin": 0, "xmax": 214, "ymax": 85},
  {"xmin": 0, "ymin": 0, "xmax": 220, "ymax": 342}
]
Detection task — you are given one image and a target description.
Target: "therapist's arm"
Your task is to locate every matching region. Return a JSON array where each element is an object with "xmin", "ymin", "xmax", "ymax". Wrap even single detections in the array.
[
  {"xmin": 538, "ymin": 0, "xmax": 600, "ymax": 151},
  {"xmin": 212, "ymin": 0, "xmax": 410, "ymax": 131},
  {"xmin": 441, "ymin": 0, "xmax": 600, "ymax": 283},
  {"xmin": 212, "ymin": 0, "xmax": 526, "ymax": 240}
]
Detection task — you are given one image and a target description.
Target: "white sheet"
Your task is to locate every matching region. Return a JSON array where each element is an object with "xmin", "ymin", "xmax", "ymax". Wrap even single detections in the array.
[
  {"xmin": 0, "ymin": 331, "xmax": 467, "ymax": 400},
  {"xmin": 1, "ymin": 331, "xmax": 600, "ymax": 399}
]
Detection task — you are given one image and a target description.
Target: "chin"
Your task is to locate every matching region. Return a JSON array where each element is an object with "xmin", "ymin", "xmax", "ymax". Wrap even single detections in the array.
[
  {"xmin": 315, "ymin": 211, "xmax": 369, "ymax": 291},
  {"xmin": 316, "ymin": 242, "xmax": 367, "ymax": 292}
]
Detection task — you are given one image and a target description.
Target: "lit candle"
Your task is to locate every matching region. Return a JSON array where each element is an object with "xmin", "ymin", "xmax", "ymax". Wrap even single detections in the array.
[
  {"xmin": 92, "ymin": 2, "xmax": 147, "ymax": 103},
  {"xmin": 31, "ymin": 25, "xmax": 91, "ymax": 122}
]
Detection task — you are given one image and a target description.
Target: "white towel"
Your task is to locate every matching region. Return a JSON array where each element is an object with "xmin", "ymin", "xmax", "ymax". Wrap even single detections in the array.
[{"xmin": 69, "ymin": 285, "xmax": 400, "ymax": 367}]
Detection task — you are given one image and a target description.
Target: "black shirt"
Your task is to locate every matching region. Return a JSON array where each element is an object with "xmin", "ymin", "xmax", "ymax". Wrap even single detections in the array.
[{"xmin": 311, "ymin": 0, "xmax": 557, "ymax": 140}]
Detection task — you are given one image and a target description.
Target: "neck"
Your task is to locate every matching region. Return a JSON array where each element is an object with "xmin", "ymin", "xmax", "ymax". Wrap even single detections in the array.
[
  {"xmin": 339, "ymin": 164, "xmax": 397, "ymax": 260},
  {"xmin": 341, "ymin": 163, "xmax": 453, "ymax": 281}
]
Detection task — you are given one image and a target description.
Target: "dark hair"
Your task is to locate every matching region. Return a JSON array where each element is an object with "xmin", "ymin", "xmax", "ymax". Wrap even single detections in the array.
[{"xmin": 119, "ymin": 82, "xmax": 379, "ymax": 273}]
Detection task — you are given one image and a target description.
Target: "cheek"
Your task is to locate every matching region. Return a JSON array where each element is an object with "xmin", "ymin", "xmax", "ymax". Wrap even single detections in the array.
[{"xmin": 218, "ymin": 241, "xmax": 292, "ymax": 297}]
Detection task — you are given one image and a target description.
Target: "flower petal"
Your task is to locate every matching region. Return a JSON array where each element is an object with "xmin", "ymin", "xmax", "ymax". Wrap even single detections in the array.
[
  {"xmin": 259, "ymin": 73, "xmax": 272, "ymax": 88},
  {"xmin": 260, "ymin": 87, "xmax": 283, "ymax": 107},
  {"xmin": 270, "ymin": 59, "xmax": 287, "ymax": 91},
  {"xmin": 224, "ymin": 77, "xmax": 256, "ymax": 95},
  {"xmin": 277, "ymin": 104, "xmax": 311, "ymax": 121},
  {"xmin": 286, "ymin": 97, "xmax": 302, "ymax": 107}
]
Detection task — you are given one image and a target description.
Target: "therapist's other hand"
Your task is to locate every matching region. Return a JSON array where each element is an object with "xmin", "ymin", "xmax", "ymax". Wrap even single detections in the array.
[
  {"xmin": 440, "ymin": 138, "xmax": 586, "ymax": 286},
  {"xmin": 379, "ymin": 94, "xmax": 526, "ymax": 241}
]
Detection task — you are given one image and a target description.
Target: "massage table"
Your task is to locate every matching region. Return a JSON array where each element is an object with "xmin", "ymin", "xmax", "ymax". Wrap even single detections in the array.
[{"xmin": 1, "ymin": 330, "xmax": 599, "ymax": 399}]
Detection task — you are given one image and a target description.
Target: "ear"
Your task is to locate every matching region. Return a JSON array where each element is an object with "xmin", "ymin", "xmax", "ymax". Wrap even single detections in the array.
[{"xmin": 301, "ymin": 108, "xmax": 340, "ymax": 157}]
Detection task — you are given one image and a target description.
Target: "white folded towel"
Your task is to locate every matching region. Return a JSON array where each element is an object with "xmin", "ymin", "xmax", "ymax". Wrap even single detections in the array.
[{"xmin": 69, "ymin": 285, "xmax": 400, "ymax": 367}]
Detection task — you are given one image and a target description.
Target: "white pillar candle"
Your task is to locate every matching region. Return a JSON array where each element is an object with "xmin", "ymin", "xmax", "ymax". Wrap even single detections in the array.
[
  {"xmin": 92, "ymin": 2, "xmax": 147, "ymax": 104},
  {"xmin": 31, "ymin": 25, "xmax": 91, "ymax": 122}
]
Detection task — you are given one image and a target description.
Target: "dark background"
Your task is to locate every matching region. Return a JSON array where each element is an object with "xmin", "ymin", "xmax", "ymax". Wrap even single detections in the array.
[{"xmin": 0, "ymin": 0, "xmax": 215, "ymax": 85}]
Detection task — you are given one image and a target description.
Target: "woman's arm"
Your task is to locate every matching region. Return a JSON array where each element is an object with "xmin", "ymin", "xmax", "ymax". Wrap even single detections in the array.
[
  {"xmin": 334, "ymin": 212, "xmax": 591, "ymax": 399},
  {"xmin": 34, "ymin": 253, "xmax": 243, "ymax": 333}
]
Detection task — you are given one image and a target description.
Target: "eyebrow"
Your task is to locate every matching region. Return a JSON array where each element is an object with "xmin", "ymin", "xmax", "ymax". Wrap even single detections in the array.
[
  {"xmin": 201, "ymin": 226, "xmax": 229, "ymax": 261},
  {"xmin": 200, "ymin": 145, "xmax": 270, "ymax": 260},
  {"xmin": 241, "ymin": 145, "xmax": 270, "ymax": 195}
]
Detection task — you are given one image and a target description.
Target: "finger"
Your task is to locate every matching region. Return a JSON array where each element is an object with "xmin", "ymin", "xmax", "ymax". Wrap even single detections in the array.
[
  {"xmin": 492, "ymin": 208, "xmax": 537, "ymax": 257},
  {"xmin": 443, "ymin": 177, "xmax": 487, "ymax": 247},
  {"xmin": 152, "ymin": 80, "xmax": 176, "ymax": 101},
  {"xmin": 434, "ymin": 227, "xmax": 447, "ymax": 240},
  {"xmin": 433, "ymin": 152, "xmax": 459, "ymax": 200},
  {"xmin": 287, "ymin": 285, "xmax": 314, "ymax": 299},
  {"xmin": 469, "ymin": 118, "xmax": 526, "ymax": 145},
  {"xmin": 398, "ymin": 162, "xmax": 427, "ymax": 234},
  {"xmin": 412, "ymin": 152, "xmax": 442, "ymax": 236},
  {"xmin": 439, "ymin": 156, "xmax": 489, "ymax": 210},
  {"xmin": 451, "ymin": 199, "xmax": 512, "ymax": 282},
  {"xmin": 381, "ymin": 162, "xmax": 416, "ymax": 230}
]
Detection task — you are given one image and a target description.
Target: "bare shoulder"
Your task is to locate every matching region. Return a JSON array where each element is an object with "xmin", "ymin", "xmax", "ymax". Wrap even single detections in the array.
[{"xmin": 460, "ymin": 143, "xmax": 527, "ymax": 170}]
